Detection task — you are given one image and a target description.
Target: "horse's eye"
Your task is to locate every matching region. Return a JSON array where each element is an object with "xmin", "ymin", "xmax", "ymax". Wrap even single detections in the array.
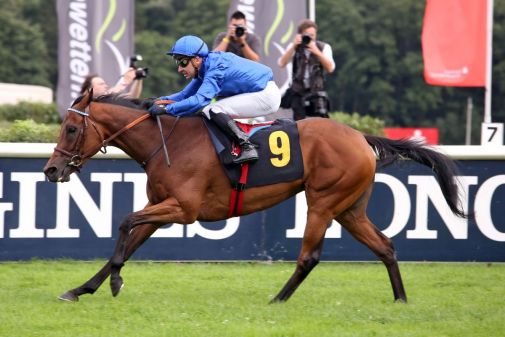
[{"xmin": 67, "ymin": 126, "xmax": 77, "ymax": 134}]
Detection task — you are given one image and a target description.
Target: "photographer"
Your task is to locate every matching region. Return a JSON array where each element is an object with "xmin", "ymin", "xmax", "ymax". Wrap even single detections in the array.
[
  {"xmin": 80, "ymin": 55, "xmax": 148, "ymax": 98},
  {"xmin": 278, "ymin": 19, "xmax": 335, "ymax": 120},
  {"xmin": 213, "ymin": 10, "xmax": 261, "ymax": 62}
]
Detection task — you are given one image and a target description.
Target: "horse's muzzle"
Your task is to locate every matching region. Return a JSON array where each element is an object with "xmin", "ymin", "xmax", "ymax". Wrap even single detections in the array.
[{"xmin": 43, "ymin": 164, "xmax": 72, "ymax": 183}]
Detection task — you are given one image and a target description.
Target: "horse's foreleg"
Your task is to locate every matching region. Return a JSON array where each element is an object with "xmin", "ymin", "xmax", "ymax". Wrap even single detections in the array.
[
  {"xmin": 337, "ymin": 210, "xmax": 407, "ymax": 303},
  {"xmin": 109, "ymin": 214, "xmax": 134, "ymax": 296},
  {"xmin": 109, "ymin": 198, "xmax": 191, "ymax": 297},
  {"xmin": 271, "ymin": 212, "xmax": 328, "ymax": 303},
  {"xmin": 59, "ymin": 224, "xmax": 157, "ymax": 301}
]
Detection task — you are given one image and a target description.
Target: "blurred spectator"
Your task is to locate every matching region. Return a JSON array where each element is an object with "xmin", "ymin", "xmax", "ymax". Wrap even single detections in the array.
[
  {"xmin": 213, "ymin": 10, "xmax": 261, "ymax": 62},
  {"xmin": 278, "ymin": 19, "xmax": 335, "ymax": 120},
  {"xmin": 80, "ymin": 67, "xmax": 144, "ymax": 98}
]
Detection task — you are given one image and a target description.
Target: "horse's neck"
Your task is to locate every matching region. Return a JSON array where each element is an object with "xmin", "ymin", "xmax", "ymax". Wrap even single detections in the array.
[
  {"xmin": 98, "ymin": 108, "xmax": 206, "ymax": 165},
  {"xmin": 93, "ymin": 105, "xmax": 158, "ymax": 160}
]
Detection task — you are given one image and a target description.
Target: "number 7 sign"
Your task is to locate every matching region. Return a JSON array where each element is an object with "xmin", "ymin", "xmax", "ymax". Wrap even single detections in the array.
[{"xmin": 481, "ymin": 123, "xmax": 504, "ymax": 145}]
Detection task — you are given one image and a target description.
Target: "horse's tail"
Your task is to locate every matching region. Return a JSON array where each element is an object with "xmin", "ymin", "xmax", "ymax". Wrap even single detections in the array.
[{"xmin": 364, "ymin": 135, "xmax": 467, "ymax": 218}]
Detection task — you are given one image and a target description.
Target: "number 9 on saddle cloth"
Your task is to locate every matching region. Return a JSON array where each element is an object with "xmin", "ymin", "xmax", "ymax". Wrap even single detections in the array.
[{"xmin": 203, "ymin": 118, "xmax": 304, "ymax": 189}]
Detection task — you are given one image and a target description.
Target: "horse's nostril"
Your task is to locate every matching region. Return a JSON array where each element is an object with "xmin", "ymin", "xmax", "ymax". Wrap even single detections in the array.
[{"xmin": 44, "ymin": 166, "xmax": 57, "ymax": 177}]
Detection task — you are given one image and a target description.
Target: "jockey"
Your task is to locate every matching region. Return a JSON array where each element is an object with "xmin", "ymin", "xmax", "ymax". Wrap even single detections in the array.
[{"xmin": 148, "ymin": 35, "xmax": 281, "ymax": 164}]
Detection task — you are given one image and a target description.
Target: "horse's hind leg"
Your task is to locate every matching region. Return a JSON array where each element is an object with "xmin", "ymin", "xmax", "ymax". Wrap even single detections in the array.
[
  {"xmin": 58, "ymin": 224, "xmax": 157, "ymax": 302},
  {"xmin": 337, "ymin": 196, "xmax": 407, "ymax": 302},
  {"xmin": 271, "ymin": 211, "xmax": 329, "ymax": 303}
]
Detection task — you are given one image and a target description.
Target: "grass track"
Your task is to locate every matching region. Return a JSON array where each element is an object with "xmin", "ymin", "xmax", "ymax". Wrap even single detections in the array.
[{"xmin": 0, "ymin": 261, "xmax": 504, "ymax": 337}]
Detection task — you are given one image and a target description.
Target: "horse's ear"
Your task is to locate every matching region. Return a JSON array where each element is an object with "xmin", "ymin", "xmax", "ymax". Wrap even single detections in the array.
[{"xmin": 84, "ymin": 88, "xmax": 94, "ymax": 106}]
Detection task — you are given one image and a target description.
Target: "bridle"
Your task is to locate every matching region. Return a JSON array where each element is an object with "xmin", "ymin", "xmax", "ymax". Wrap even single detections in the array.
[{"xmin": 54, "ymin": 105, "xmax": 150, "ymax": 170}]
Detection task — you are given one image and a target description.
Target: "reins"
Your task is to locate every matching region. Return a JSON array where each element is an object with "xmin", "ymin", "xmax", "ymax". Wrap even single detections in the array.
[
  {"xmin": 141, "ymin": 116, "xmax": 180, "ymax": 168},
  {"xmin": 103, "ymin": 114, "xmax": 151, "ymax": 148}
]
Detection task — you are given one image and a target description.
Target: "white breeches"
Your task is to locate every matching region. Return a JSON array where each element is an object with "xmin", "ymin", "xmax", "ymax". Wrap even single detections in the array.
[{"xmin": 202, "ymin": 81, "xmax": 281, "ymax": 119}]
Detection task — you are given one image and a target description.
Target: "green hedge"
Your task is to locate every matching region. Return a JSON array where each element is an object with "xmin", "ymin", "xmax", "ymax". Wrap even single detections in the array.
[
  {"xmin": 0, "ymin": 102, "xmax": 385, "ymax": 142},
  {"xmin": 0, "ymin": 120, "xmax": 60, "ymax": 142},
  {"xmin": 329, "ymin": 111, "xmax": 385, "ymax": 136},
  {"xmin": 0, "ymin": 101, "xmax": 60, "ymax": 123}
]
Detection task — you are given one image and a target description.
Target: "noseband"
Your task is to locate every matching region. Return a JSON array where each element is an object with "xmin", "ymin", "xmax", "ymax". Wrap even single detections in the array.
[{"xmin": 54, "ymin": 106, "xmax": 150, "ymax": 170}]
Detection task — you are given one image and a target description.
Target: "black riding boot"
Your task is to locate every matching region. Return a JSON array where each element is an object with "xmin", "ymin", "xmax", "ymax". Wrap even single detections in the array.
[{"xmin": 209, "ymin": 111, "xmax": 259, "ymax": 164}]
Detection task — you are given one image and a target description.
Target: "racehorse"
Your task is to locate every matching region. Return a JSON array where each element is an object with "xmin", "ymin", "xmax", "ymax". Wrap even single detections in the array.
[{"xmin": 43, "ymin": 90, "xmax": 466, "ymax": 303}]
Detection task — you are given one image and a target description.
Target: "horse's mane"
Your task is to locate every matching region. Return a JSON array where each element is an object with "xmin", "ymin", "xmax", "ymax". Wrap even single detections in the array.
[{"xmin": 93, "ymin": 94, "xmax": 152, "ymax": 111}]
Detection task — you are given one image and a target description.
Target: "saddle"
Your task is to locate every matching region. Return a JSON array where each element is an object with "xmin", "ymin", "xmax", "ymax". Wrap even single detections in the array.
[{"xmin": 203, "ymin": 117, "xmax": 304, "ymax": 190}]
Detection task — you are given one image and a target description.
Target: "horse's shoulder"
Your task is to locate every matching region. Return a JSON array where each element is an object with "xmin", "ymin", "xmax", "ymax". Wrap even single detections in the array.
[{"xmin": 177, "ymin": 116, "xmax": 210, "ymax": 139}]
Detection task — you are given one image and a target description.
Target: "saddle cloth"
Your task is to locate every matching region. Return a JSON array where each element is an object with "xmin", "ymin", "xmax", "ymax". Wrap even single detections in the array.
[{"xmin": 203, "ymin": 118, "xmax": 304, "ymax": 189}]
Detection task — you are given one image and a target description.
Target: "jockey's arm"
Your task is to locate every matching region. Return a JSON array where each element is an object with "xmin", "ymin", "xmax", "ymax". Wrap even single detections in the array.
[
  {"xmin": 166, "ymin": 93, "xmax": 209, "ymax": 116},
  {"xmin": 166, "ymin": 71, "xmax": 223, "ymax": 116}
]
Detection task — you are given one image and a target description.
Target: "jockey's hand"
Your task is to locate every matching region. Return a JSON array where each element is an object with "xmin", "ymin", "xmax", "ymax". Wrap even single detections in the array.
[{"xmin": 148, "ymin": 104, "xmax": 166, "ymax": 118}]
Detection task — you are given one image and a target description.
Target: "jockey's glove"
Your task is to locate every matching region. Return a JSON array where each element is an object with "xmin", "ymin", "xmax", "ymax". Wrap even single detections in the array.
[{"xmin": 148, "ymin": 104, "xmax": 166, "ymax": 118}]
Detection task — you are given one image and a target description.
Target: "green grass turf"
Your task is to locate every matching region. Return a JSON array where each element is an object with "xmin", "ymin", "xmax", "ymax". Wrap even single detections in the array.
[{"xmin": 0, "ymin": 261, "xmax": 503, "ymax": 337}]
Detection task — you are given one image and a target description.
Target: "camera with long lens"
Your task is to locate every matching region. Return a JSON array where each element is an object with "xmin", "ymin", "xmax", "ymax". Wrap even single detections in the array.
[
  {"xmin": 301, "ymin": 34, "xmax": 312, "ymax": 47},
  {"xmin": 235, "ymin": 25, "xmax": 246, "ymax": 38},
  {"xmin": 129, "ymin": 54, "xmax": 149, "ymax": 79}
]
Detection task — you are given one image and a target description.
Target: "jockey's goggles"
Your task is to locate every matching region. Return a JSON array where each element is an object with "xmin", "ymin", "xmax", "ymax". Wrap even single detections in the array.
[{"xmin": 175, "ymin": 57, "xmax": 192, "ymax": 68}]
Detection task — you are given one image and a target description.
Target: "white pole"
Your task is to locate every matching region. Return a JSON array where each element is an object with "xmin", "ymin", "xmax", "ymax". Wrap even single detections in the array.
[
  {"xmin": 484, "ymin": 0, "xmax": 494, "ymax": 123},
  {"xmin": 465, "ymin": 97, "xmax": 473, "ymax": 145},
  {"xmin": 309, "ymin": 0, "xmax": 316, "ymax": 21}
]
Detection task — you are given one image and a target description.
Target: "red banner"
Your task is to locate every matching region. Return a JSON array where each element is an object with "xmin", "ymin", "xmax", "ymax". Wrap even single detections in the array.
[
  {"xmin": 422, "ymin": 0, "xmax": 487, "ymax": 87},
  {"xmin": 384, "ymin": 128, "xmax": 439, "ymax": 145}
]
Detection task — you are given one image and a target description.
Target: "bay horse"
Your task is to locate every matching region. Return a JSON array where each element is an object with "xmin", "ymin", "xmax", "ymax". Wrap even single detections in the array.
[{"xmin": 43, "ymin": 90, "xmax": 466, "ymax": 303}]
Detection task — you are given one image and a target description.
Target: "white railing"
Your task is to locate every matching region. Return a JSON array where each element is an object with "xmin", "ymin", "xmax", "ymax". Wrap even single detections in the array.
[{"xmin": 0, "ymin": 142, "xmax": 504, "ymax": 160}]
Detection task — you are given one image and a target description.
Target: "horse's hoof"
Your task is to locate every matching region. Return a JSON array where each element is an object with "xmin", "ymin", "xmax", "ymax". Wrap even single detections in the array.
[
  {"xmin": 395, "ymin": 298, "xmax": 407, "ymax": 304},
  {"xmin": 58, "ymin": 291, "xmax": 79, "ymax": 302},
  {"xmin": 269, "ymin": 297, "xmax": 285, "ymax": 304},
  {"xmin": 110, "ymin": 276, "xmax": 124, "ymax": 297}
]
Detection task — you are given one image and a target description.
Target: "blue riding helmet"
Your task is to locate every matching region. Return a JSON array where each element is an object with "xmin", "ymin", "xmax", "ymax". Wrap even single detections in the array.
[{"xmin": 167, "ymin": 35, "xmax": 209, "ymax": 58}]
